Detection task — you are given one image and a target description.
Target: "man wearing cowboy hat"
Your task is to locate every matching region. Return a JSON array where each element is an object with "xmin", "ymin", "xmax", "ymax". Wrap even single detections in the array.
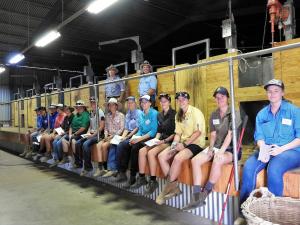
[
  {"xmin": 61, "ymin": 100, "xmax": 90, "ymax": 168},
  {"xmin": 138, "ymin": 60, "xmax": 157, "ymax": 105},
  {"xmin": 105, "ymin": 64, "xmax": 125, "ymax": 102}
]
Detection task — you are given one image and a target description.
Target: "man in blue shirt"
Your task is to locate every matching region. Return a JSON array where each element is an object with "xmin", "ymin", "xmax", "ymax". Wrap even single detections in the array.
[
  {"xmin": 236, "ymin": 79, "xmax": 300, "ymax": 225},
  {"xmin": 138, "ymin": 61, "xmax": 157, "ymax": 105},
  {"xmin": 105, "ymin": 65, "xmax": 125, "ymax": 102}
]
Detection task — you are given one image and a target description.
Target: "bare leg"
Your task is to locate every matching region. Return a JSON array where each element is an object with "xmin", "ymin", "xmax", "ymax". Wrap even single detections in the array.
[
  {"xmin": 96, "ymin": 141, "xmax": 104, "ymax": 162},
  {"xmin": 169, "ymin": 149, "xmax": 193, "ymax": 182},
  {"xmin": 209, "ymin": 152, "xmax": 233, "ymax": 184},
  {"xmin": 62, "ymin": 138, "xmax": 70, "ymax": 154},
  {"xmin": 148, "ymin": 144, "xmax": 168, "ymax": 176},
  {"xmin": 191, "ymin": 152, "xmax": 213, "ymax": 186},
  {"xmin": 158, "ymin": 146, "xmax": 173, "ymax": 177},
  {"xmin": 138, "ymin": 146, "xmax": 151, "ymax": 174},
  {"xmin": 101, "ymin": 141, "xmax": 110, "ymax": 162}
]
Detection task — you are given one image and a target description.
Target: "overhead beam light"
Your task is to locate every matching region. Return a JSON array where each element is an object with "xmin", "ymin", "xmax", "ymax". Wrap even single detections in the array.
[
  {"xmin": 86, "ymin": 0, "xmax": 119, "ymax": 14},
  {"xmin": 9, "ymin": 54, "xmax": 25, "ymax": 64},
  {"xmin": 35, "ymin": 30, "xmax": 61, "ymax": 47},
  {"xmin": 0, "ymin": 66, "xmax": 5, "ymax": 74}
]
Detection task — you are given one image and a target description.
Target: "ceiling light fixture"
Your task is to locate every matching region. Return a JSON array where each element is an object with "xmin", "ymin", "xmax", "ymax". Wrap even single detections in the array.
[
  {"xmin": 9, "ymin": 54, "xmax": 25, "ymax": 64},
  {"xmin": 0, "ymin": 66, "xmax": 6, "ymax": 74},
  {"xmin": 86, "ymin": 0, "xmax": 119, "ymax": 14},
  {"xmin": 35, "ymin": 30, "xmax": 61, "ymax": 47}
]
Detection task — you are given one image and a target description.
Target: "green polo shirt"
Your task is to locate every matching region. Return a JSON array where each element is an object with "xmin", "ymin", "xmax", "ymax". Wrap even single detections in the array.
[{"xmin": 71, "ymin": 110, "xmax": 90, "ymax": 133}]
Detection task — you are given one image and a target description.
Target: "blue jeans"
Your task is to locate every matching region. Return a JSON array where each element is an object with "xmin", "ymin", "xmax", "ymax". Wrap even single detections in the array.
[
  {"xmin": 108, "ymin": 144, "xmax": 118, "ymax": 171},
  {"xmin": 82, "ymin": 136, "xmax": 98, "ymax": 170},
  {"xmin": 52, "ymin": 135, "xmax": 64, "ymax": 161},
  {"xmin": 240, "ymin": 149, "xmax": 300, "ymax": 203}
]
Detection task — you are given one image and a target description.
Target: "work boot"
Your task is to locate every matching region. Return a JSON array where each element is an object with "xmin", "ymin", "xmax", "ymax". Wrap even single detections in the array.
[
  {"xmin": 234, "ymin": 217, "xmax": 247, "ymax": 225},
  {"xmin": 114, "ymin": 172, "xmax": 127, "ymax": 183},
  {"xmin": 123, "ymin": 176, "xmax": 136, "ymax": 189},
  {"xmin": 49, "ymin": 160, "xmax": 60, "ymax": 168},
  {"xmin": 19, "ymin": 145, "xmax": 30, "ymax": 157},
  {"xmin": 102, "ymin": 170, "xmax": 118, "ymax": 178},
  {"xmin": 25, "ymin": 150, "xmax": 33, "ymax": 159},
  {"xmin": 182, "ymin": 192, "xmax": 205, "ymax": 211},
  {"xmin": 144, "ymin": 180, "xmax": 159, "ymax": 195},
  {"xmin": 130, "ymin": 176, "xmax": 148, "ymax": 189},
  {"xmin": 68, "ymin": 156, "xmax": 75, "ymax": 168},
  {"xmin": 197, "ymin": 188, "xmax": 211, "ymax": 203},
  {"xmin": 58, "ymin": 157, "xmax": 68, "ymax": 165},
  {"xmin": 156, "ymin": 185, "xmax": 168, "ymax": 205},
  {"xmin": 32, "ymin": 153, "xmax": 42, "ymax": 161},
  {"xmin": 80, "ymin": 169, "xmax": 88, "ymax": 176}
]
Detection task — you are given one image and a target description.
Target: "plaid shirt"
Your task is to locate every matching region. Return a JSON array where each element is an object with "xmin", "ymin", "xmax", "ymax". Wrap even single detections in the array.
[{"xmin": 104, "ymin": 111, "xmax": 125, "ymax": 137}]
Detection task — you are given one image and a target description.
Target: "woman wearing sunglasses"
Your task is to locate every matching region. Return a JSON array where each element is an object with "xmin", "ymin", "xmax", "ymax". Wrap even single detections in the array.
[
  {"xmin": 131, "ymin": 93, "xmax": 176, "ymax": 194},
  {"xmin": 156, "ymin": 91, "xmax": 206, "ymax": 205}
]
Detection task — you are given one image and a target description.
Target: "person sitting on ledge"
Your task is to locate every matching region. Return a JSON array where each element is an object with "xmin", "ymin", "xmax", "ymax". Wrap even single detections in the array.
[
  {"xmin": 156, "ymin": 91, "xmax": 206, "ymax": 205},
  {"xmin": 235, "ymin": 79, "xmax": 300, "ymax": 225},
  {"xmin": 182, "ymin": 87, "xmax": 242, "ymax": 211}
]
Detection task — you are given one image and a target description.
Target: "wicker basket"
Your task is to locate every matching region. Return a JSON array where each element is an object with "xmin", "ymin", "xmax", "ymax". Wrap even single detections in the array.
[{"xmin": 241, "ymin": 187, "xmax": 300, "ymax": 225}]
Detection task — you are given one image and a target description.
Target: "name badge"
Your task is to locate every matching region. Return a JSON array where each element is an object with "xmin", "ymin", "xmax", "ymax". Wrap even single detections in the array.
[
  {"xmin": 282, "ymin": 118, "xmax": 292, "ymax": 126},
  {"xmin": 145, "ymin": 119, "xmax": 150, "ymax": 125},
  {"xmin": 213, "ymin": 119, "xmax": 220, "ymax": 125}
]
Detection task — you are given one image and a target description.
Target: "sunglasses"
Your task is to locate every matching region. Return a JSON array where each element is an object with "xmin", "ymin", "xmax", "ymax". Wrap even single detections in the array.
[{"xmin": 175, "ymin": 92, "xmax": 190, "ymax": 99}]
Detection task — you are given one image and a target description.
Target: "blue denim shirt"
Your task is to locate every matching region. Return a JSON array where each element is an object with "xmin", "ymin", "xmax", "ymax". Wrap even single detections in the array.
[
  {"xmin": 254, "ymin": 100, "xmax": 300, "ymax": 152},
  {"xmin": 105, "ymin": 76, "xmax": 125, "ymax": 97},
  {"xmin": 125, "ymin": 109, "xmax": 142, "ymax": 132},
  {"xmin": 49, "ymin": 112, "xmax": 58, "ymax": 129},
  {"xmin": 136, "ymin": 108, "xmax": 158, "ymax": 138},
  {"xmin": 138, "ymin": 75, "xmax": 157, "ymax": 96},
  {"xmin": 36, "ymin": 115, "xmax": 42, "ymax": 129},
  {"xmin": 39, "ymin": 114, "xmax": 48, "ymax": 130}
]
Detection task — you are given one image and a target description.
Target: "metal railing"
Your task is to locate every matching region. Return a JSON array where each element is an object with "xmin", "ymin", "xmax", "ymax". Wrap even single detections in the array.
[{"xmin": 1, "ymin": 41, "xmax": 300, "ymax": 190}]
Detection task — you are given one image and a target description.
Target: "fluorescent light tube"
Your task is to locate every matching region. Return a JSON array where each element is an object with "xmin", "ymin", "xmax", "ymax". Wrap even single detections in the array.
[
  {"xmin": 87, "ymin": 0, "xmax": 118, "ymax": 14},
  {"xmin": 0, "ymin": 66, "xmax": 5, "ymax": 74},
  {"xmin": 35, "ymin": 30, "xmax": 61, "ymax": 47},
  {"xmin": 9, "ymin": 54, "xmax": 25, "ymax": 64}
]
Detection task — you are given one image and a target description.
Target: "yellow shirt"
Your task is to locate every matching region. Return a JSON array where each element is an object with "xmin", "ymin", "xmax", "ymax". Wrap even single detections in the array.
[{"xmin": 175, "ymin": 105, "xmax": 206, "ymax": 148}]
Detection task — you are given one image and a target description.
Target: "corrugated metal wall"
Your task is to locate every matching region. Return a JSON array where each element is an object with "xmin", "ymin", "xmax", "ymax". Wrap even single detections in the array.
[
  {"xmin": 0, "ymin": 69, "xmax": 11, "ymax": 123},
  {"xmin": 58, "ymin": 162, "xmax": 239, "ymax": 225}
]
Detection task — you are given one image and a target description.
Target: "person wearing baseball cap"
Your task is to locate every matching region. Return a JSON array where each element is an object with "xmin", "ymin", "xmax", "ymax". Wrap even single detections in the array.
[
  {"xmin": 113, "ymin": 96, "xmax": 142, "ymax": 181},
  {"xmin": 105, "ymin": 64, "xmax": 125, "ymax": 102},
  {"xmin": 79, "ymin": 96, "xmax": 105, "ymax": 176},
  {"xmin": 122, "ymin": 94, "xmax": 158, "ymax": 188},
  {"xmin": 131, "ymin": 93, "xmax": 176, "ymax": 193},
  {"xmin": 138, "ymin": 61, "xmax": 157, "ymax": 106},
  {"xmin": 235, "ymin": 79, "xmax": 300, "ymax": 225},
  {"xmin": 183, "ymin": 87, "xmax": 242, "ymax": 211},
  {"xmin": 40, "ymin": 103, "xmax": 66, "ymax": 163},
  {"xmin": 156, "ymin": 91, "xmax": 206, "ymax": 205}
]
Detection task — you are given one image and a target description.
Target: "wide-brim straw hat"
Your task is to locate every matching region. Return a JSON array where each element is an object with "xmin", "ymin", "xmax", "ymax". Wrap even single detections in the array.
[
  {"xmin": 74, "ymin": 100, "xmax": 88, "ymax": 108},
  {"xmin": 140, "ymin": 60, "xmax": 153, "ymax": 73},
  {"xmin": 104, "ymin": 97, "xmax": 122, "ymax": 109},
  {"xmin": 106, "ymin": 64, "xmax": 119, "ymax": 74}
]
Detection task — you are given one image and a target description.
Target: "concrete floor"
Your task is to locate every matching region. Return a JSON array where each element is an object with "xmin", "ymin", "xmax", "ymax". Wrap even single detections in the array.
[{"xmin": 0, "ymin": 150, "xmax": 215, "ymax": 225}]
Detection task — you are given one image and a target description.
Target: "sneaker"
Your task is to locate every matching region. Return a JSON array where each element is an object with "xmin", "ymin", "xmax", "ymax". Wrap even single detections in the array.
[
  {"xmin": 49, "ymin": 160, "xmax": 60, "ymax": 168},
  {"xmin": 40, "ymin": 154, "xmax": 51, "ymax": 163},
  {"xmin": 58, "ymin": 157, "xmax": 68, "ymax": 165},
  {"xmin": 123, "ymin": 176, "xmax": 136, "ymax": 189},
  {"xmin": 144, "ymin": 180, "xmax": 159, "ymax": 195},
  {"xmin": 25, "ymin": 151, "xmax": 33, "ymax": 159},
  {"xmin": 32, "ymin": 153, "xmax": 42, "ymax": 161},
  {"xmin": 102, "ymin": 170, "xmax": 118, "ymax": 178},
  {"xmin": 114, "ymin": 172, "xmax": 127, "ymax": 183},
  {"xmin": 19, "ymin": 146, "xmax": 30, "ymax": 157},
  {"xmin": 130, "ymin": 176, "xmax": 148, "ymax": 189},
  {"xmin": 182, "ymin": 192, "xmax": 206, "ymax": 211},
  {"xmin": 234, "ymin": 217, "xmax": 246, "ymax": 225},
  {"xmin": 80, "ymin": 169, "xmax": 88, "ymax": 176}
]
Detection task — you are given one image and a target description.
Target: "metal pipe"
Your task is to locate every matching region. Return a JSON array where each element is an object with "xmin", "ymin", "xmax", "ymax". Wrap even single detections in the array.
[
  {"xmin": 26, "ymin": 88, "xmax": 35, "ymax": 97},
  {"xmin": 69, "ymin": 75, "xmax": 83, "ymax": 89},
  {"xmin": 44, "ymin": 83, "xmax": 55, "ymax": 92},
  {"xmin": 61, "ymin": 49, "xmax": 91, "ymax": 66},
  {"xmin": 93, "ymin": 84, "xmax": 100, "ymax": 142},
  {"xmin": 172, "ymin": 38, "xmax": 210, "ymax": 66},
  {"xmin": 99, "ymin": 36, "xmax": 141, "ymax": 51},
  {"xmin": 113, "ymin": 62, "xmax": 129, "ymax": 76},
  {"xmin": 7, "ymin": 64, "xmax": 84, "ymax": 74},
  {"xmin": 228, "ymin": 57, "xmax": 239, "ymax": 190},
  {"xmin": 1, "ymin": 41, "xmax": 299, "ymax": 106}
]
